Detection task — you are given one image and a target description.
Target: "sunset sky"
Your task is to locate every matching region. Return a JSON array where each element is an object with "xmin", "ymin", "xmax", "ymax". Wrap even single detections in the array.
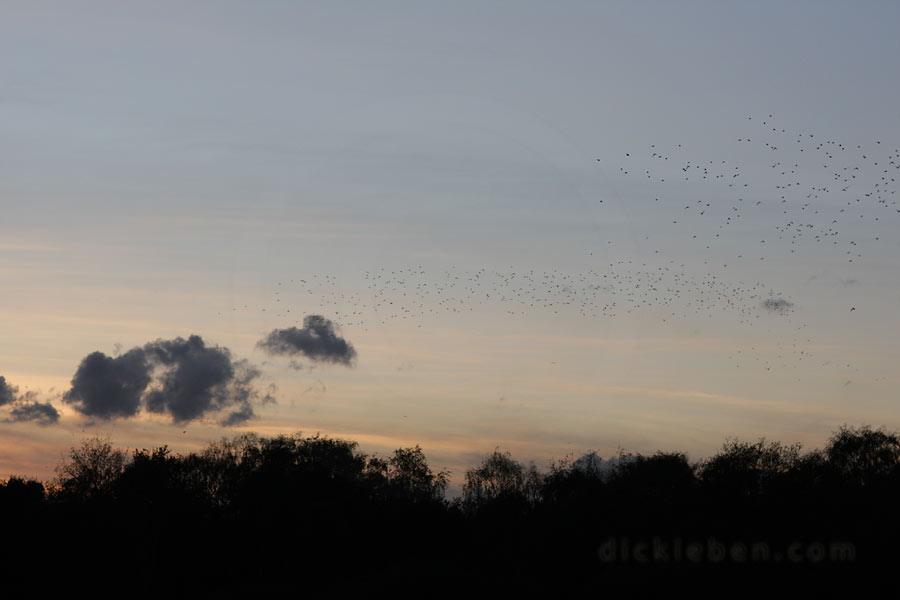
[{"xmin": 3, "ymin": 1, "xmax": 900, "ymax": 492}]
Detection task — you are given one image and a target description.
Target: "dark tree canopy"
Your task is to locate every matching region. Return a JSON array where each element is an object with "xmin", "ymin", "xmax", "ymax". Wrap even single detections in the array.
[{"xmin": 3, "ymin": 426, "xmax": 898, "ymax": 595}]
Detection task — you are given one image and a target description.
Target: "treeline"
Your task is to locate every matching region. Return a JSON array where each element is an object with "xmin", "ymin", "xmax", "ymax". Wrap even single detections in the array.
[{"xmin": 3, "ymin": 425, "xmax": 900, "ymax": 594}]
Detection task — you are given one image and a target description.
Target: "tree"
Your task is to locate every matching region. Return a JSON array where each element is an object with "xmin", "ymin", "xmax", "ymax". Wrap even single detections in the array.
[
  {"xmin": 0, "ymin": 476, "xmax": 45, "ymax": 509},
  {"xmin": 383, "ymin": 445, "xmax": 449, "ymax": 501},
  {"xmin": 54, "ymin": 436, "xmax": 129, "ymax": 500},
  {"xmin": 698, "ymin": 437, "xmax": 801, "ymax": 497},
  {"xmin": 463, "ymin": 448, "xmax": 542, "ymax": 508},
  {"xmin": 612, "ymin": 451, "xmax": 696, "ymax": 494},
  {"xmin": 571, "ymin": 451, "xmax": 603, "ymax": 478},
  {"xmin": 826, "ymin": 424, "xmax": 900, "ymax": 485},
  {"xmin": 115, "ymin": 445, "xmax": 186, "ymax": 508}
]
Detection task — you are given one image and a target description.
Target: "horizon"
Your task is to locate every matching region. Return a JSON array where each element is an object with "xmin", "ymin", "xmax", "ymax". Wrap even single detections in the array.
[{"xmin": 10, "ymin": 424, "xmax": 883, "ymax": 501}]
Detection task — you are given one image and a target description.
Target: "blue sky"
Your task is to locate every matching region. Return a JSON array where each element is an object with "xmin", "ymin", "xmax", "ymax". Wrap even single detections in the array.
[{"xmin": 2, "ymin": 1, "xmax": 900, "ymax": 489}]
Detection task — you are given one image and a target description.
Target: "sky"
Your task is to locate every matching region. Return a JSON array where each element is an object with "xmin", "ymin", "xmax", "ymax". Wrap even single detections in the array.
[{"xmin": 2, "ymin": 1, "xmax": 900, "ymax": 493}]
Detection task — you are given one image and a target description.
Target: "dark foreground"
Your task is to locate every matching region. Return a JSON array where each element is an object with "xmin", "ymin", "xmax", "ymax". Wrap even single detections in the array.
[{"xmin": 2, "ymin": 425, "xmax": 898, "ymax": 596}]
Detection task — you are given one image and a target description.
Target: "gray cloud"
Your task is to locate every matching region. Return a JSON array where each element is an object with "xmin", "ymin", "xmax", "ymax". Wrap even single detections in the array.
[
  {"xmin": 63, "ymin": 335, "xmax": 269, "ymax": 426},
  {"xmin": 261, "ymin": 383, "xmax": 278, "ymax": 404},
  {"xmin": 6, "ymin": 402, "xmax": 60, "ymax": 426},
  {"xmin": 18, "ymin": 390, "xmax": 39, "ymax": 403},
  {"xmin": 0, "ymin": 376, "xmax": 61, "ymax": 426},
  {"xmin": 63, "ymin": 348, "xmax": 151, "ymax": 420},
  {"xmin": 144, "ymin": 336, "xmax": 245, "ymax": 423},
  {"xmin": 0, "ymin": 376, "xmax": 18, "ymax": 406},
  {"xmin": 221, "ymin": 403, "xmax": 255, "ymax": 427},
  {"xmin": 257, "ymin": 315, "xmax": 356, "ymax": 366},
  {"xmin": 761, "ymin": 298, "xmax": 794, "ymax": 314}
]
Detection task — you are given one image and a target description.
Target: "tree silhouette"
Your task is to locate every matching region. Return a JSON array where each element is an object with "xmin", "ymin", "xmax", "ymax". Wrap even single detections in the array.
[
  {"xmin": 4, "ymin": 427, "xmax": 897, "ymax": 594},
  {"xmin": 53, "ymin": 436, "xmax": 129, "ymax": 501},
  {"xmin": 463, "ymin": 447, "xmax": 525, "ymax": 505},
  {"xmin": 611, "ymin": 451, "xmax": 696, "ymax": 496},
  {"xmin": 0, "ymin": 476, "xmax": 45, "ymax": 510},
  {"xmin": 825, "ymin": 424, "xmax": 900, "ymax": 486},
  {"xmin": 462, "ymin": 447, "xmax": 543, "ymax": 512},
  {"xmin": 380, "ymin": 445, "xmax": 449, "ymax": 502},
  {"xmin": 699, "ymin": 437, "xmax": 802, "ymax": 497}
]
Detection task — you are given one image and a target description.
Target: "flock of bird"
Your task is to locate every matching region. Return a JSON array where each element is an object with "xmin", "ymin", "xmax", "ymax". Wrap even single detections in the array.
[
  {"xmin": 613, "ymin": 115, "xmax": 898, "ymax": 265},
  {"xmin": 261, "ymin": 264, "xmax": 783, "ymax": 327},
  {"xmin": 221, "ymin": 115, "xmax": 894, "ymax": 378}
]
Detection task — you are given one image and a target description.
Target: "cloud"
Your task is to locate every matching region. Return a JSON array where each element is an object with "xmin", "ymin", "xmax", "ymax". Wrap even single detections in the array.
[
  {"xmin": 257, "ymin": 315, "xmax": 356, "ymax": 366},
  {"xmin": 261, "ymin": 383, "xmax": 278, "ymax": 404},
  {"xmin": 221, "ymin": 403, "xmax": 255, "ymax": 427},
  {"xmin": 143, "ymin": 336, "xmax": 255, "ymax": 424},
  {"xmin": 0, "ymin": 376, "xmax": 18, "ymax": 406},
  {"xmin": 0, "ymin": 376, "xmax": 61, "ymax": 426},
  {"xmin": 63, "ymin": 335, "xmax": 270, "ymax": 426},
  {"xmin": 761, "ymin": 298, "xmax": 793, "ymax": 314},
  {"xmin": 63, "ymin": 348, "xmax": 152, "ymax": 419},
  {"xmin": 18, "ymin": 390, "xmax": 39, "ymax": 403},
  {"xmin": 6, "ymin": 402, "xmax": 60, "ymax": 426}
]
